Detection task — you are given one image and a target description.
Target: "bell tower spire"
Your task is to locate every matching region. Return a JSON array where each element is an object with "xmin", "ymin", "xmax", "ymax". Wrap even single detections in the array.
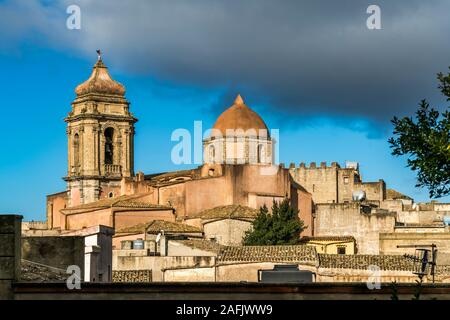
[{"xmin": 64, "ymin": 51, "xmax": 138, "ymax": 207}]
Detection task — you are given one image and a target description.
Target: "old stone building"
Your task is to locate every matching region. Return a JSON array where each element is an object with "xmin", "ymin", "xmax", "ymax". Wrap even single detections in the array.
[
  {"xmin": 18, "ymin": 54, "xmax": 450, "ymax": 285},
  {"xmin": 64, "ymin": 54, "xmax": 137, "ymax": 207}
]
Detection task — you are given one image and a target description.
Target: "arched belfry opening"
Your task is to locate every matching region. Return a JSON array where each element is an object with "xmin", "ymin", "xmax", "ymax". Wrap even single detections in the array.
[{"xmin": 104, "ymin": 127, "xmax": 114, "ymax": 165}]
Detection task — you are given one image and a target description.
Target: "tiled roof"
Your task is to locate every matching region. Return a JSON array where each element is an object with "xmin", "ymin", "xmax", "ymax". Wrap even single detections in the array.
[
  {"xmin": 175, "ymin": 239, "xmax": 224, "ymax": 254},
  {"xmin": 21, "ymin": 260, "xmax": 67, "ymax": 282},
  {"xmin": 63, "ymin": 194, "xmax": 171, "ymax": 211},
  {"xmin": 116, "ymin": 220, "xmax": 202, "ymax": 234},
  {"xmin": 218, "ymin": 245, "xmax": 318, "ymax": 265},
  {"xmin": 191, "ymin": 205, "xmax": 259, "ymax": 220},
  {"xmin": 147, "ymin": 220, "xmax": 202, "ymax": 234},
  {"xmin": 318, "ymin": 254, "xmax": 415, "ymax": 271},
  {"xmin": 146, "ymin": 169, "xmax": 198, "ymax": 186},
  {"xmin": 300, "ymin": 236, "xmax": 355, "ymax": 242},
  {"xmin": 386, "ymin": 189, "xmax": 413, "ymax": 200}
]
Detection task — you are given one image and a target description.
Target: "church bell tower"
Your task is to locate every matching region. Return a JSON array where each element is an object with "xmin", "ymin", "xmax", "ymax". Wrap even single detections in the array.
[{"xmin": 64, "ymin": 51, "xmax": 137, "ymax": 206}]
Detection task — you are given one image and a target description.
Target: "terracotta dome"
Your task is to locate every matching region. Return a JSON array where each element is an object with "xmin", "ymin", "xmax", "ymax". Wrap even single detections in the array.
[
  {"xmin": 212, "ymin": 94, "xmax": 269, "ymax": 137},
  {"xmin": 75, "ymin": 57, "xmax": 125, "ymax": 96}
]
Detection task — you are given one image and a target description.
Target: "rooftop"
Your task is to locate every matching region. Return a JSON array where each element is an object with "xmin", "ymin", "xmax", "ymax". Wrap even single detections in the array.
[
  {"xmin": 174, "ymin": 239, "xmax": 224, "ymax": 254},
  {"xmin": 63, "ymin": 194, "xmax": 172, "ymax": 212},
  {"xmin": 21, "ymin": 260, "xmax": 67, "ymax": 283},
  {"xmin": 211, "ymin": 94, "xmax": 269, "ymax": 138},
  {"xmin": 318, "ymin": 254, "xmax": 415, "ymax": 271},
  {"xmin": 116, "ymin": 219, "xmax": 202, "ymax": 234},
  {"xmin": 75, "ymin": 55, "xmax": 125, "ymax": 97},
  {"xmin": 300, "ymin": 236, "xmax": 356, "ymax": 242},
  {"xmin": 386, "ymin": 189, "xmax": 413, "ymax": 200},
  {"xmin": 190, "ymin": 204, "xmax": 259, "ymax": 220},
  {"xmin": 218, "ymin": 245, "xmax": 318, "ymax": 265}
]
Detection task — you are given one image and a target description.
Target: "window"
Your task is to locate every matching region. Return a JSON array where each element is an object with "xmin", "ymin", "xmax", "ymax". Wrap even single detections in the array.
[
  {"xmin": 343, "ymin": 176, "xmax": 349, "ymax": 184},
  {"xmin": 108, "ymin": 192, "xmax": 114, "ymax": 198},
  {"xmin": 104, "ymin": 127, "xmax": 114, "ymax": 164},
  {"xmin": 257, "ymin": 144, "xmax": 264, "ymax": 163},
  {"xmin": 337, "ymin": 246, "xmax": 346, "ymax": 255},
  {"xmin": 209, "ymin": 145, "xmax": 215, "ymax": 162},
  {"xmin": 73, "ymin": 133, "xmax": 80, "ymax": 167}
]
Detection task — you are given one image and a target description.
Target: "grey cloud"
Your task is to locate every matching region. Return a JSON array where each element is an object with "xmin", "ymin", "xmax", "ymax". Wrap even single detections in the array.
[{"xmin": 2, "ymin": 0, "xmax": 450, "ymax": 129}]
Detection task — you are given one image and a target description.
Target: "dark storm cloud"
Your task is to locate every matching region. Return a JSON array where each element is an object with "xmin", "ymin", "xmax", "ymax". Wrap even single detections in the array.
[{"xmin": 2, "ymin": 0, "xmax": 450, "ymax": 126}]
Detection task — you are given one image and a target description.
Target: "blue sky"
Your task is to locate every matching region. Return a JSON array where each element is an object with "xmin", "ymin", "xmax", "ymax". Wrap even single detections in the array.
[{"xmin": 0, "ymin": 1, "xmax": 449, "ymax": 220}]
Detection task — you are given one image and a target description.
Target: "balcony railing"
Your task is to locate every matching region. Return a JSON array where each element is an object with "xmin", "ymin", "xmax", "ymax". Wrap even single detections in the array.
[{"xmin": 104, "ymin": 164, "xmax": 122, "ymax": 176}]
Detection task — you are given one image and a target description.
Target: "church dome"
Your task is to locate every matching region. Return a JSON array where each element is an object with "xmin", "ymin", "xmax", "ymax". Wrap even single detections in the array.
[
  {"xmin": 212, "ymin": 94, "xmax": 269, "ymax": 137},
  {"xmin": 75, "ymin": 53, "xmax": 125, "ymax": 97}
]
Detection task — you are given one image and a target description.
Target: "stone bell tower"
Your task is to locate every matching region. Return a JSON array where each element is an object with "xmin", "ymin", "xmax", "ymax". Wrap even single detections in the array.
[{"xmin": 64, "ymin": 51, "xmax": 137, "ymax": 206}]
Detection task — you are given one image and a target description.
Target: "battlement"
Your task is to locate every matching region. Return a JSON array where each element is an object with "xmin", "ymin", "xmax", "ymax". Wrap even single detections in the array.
[
  {"xmin": 289, "ymin": 161, "xmax": 341, "ymax": 170},
  {"xmin": 288, "ymin": 161, "xmax": 362, "ymax": 172}
]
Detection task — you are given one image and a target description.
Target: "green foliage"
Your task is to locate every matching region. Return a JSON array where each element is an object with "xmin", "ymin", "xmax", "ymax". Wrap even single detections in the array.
[
  {"xmin": 388, "ymin": 68, "xmax": 450, "ymax": 198},
  {"xmin": 243, "ymin": 198, "xmax": 306, "ymax": 246},
  {"xmin": 390, "ymin": 281, "xmax": 399, "ymax": 301},
  {"xmin": 412, "ymin": 279, "xmax": 423, "ymax": 300}
]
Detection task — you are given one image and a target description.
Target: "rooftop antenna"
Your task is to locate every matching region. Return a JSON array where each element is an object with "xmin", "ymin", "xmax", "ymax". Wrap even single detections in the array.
[{"xmin": 399, "ymin": 243, "xmax": 437, "ymax": 283}]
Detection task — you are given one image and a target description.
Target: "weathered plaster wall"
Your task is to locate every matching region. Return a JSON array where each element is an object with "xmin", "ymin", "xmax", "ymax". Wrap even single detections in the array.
[
  {"xmin": 315, "ymin": 203, "xmax": 396, "ymax": 254},
  {"xmin": 112, "ymin": 254, "xmax": 216, "ymax": 281},
  {"xmin": 203, "ymin": 219, "xmax": 252, "ymax": 245},
  {"xmin": 21, "ymin": 236, "xmax": 84, "ymax": 270},
  {"xmin": 0, "ymin": 215, "xmax": 22, "ymax": 300},
  {"xmin": 380, "ymin": 233, "xmax": 450, "ymax": 264}
]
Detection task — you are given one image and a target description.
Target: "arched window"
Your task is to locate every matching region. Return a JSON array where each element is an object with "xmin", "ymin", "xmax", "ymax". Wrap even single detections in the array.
[
  {"xmin": 73, "ymin": 133, "xmax": 80, "ymax": 167},
  {"xmin": 257, "ymin": 144, "xmax": 264, "ymax": 163},
  {"xmin": 105, "ymin": 128, "xmax": 114, "ymax": 165},
  {"xmin": 209, "ymin": 145, "xmax": 215, "ymax": 162}
]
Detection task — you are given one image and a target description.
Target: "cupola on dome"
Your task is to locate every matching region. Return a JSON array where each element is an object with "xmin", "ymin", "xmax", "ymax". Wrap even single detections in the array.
[
  {"xmin": 75, "ymin": 51, "xmax": 125, "ymax": 97},
  {"xmin": 212, "ymin": 94, "xmax": 269, "ymax": 137}
]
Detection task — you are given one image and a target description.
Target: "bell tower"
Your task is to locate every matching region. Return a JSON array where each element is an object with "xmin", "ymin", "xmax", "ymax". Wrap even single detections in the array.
[{"xmin": 64, "ymin": 51, "xmax": 137, "ymax": 206}]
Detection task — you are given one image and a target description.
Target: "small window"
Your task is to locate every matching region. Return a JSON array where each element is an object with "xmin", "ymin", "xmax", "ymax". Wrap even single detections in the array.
[
  {"xmin": 108, "ymin": 192, "xmax": 114, "ymax": 198},
  {"xmin": 337, "ymin": 246, "xmax": 346, "ymax": 255},
  {"xmin": 257, "ymin": 144, "xmax": 264, "ymax": 163},
  {"xmin": 209, "ymin": 145, "xmax": 215, "ymax": 162},
  {"xmin": 343, "ymin": 176, "xmax": 349, "ymax": 184}
]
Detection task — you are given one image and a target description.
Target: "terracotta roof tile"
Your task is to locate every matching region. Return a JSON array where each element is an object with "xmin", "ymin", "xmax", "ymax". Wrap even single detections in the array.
[
  {"xmin": 191, "ymin": 205, "xmax": 259, "ymax": 220},
  {"xmin": 318, "ymin": 254, "xmax": 415, "ymax": 271},
  {"xmin": 21, "ymin": 260, "xmax": 67, "ymax": 282},
  {"xmin": 63, "ymin": 194, "xmax": 171, "ymax": 211},
  {"xmin": 300, "ymin": 236, "xmax": 356, "ymax": 242},
  {"xmin": 386, "ymin": 189, "xmax": 413, "ymax": 200},
  {"xmin": 218, "ymin": 245, "xmax": 317, "ymax": 265},
  {"xmin": 175, "ymin": 239, "xmax": 224, "ymax": 253},
  {"xmin": 116, "ymin": 220, "xmax": 202, "ymax": 234}
]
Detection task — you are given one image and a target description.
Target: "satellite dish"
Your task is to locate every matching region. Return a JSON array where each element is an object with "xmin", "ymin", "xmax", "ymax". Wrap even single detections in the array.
[
  {"xmin": 352, "ymin": 190, "xmax": 366, "ymax": 202},
  {"xmin": 156, "ymin": 233, "xmax": 161, "ymax": 243}
]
